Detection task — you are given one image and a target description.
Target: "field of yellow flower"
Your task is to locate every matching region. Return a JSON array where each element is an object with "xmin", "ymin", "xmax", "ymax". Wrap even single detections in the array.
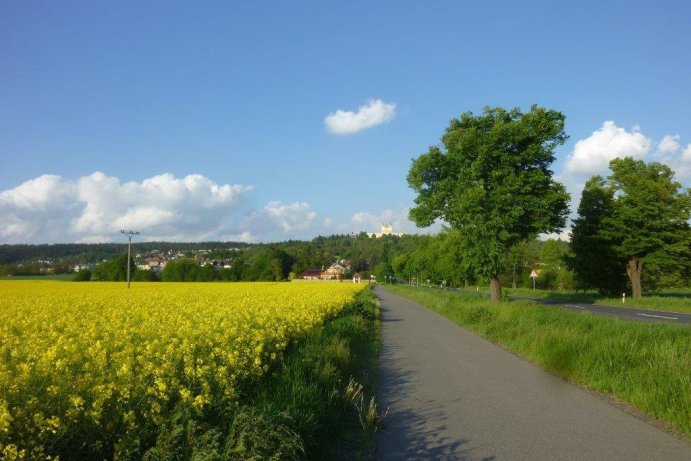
[{"xmin": 0, "ymin": 280, "xmax": 364, "ymax": 460}]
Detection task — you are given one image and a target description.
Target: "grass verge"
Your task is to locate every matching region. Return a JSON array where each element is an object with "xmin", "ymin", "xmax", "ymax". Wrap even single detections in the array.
[
  {"xmin": 471, "ymin": 287, "xmax": 691, "ymax": 313},
  {"xmin": 137, "ymin": 287, "xmax": 382, "ymax": 460},
  {"xmin": 386, "ymin": 285, "xmax": 690, "ymax": 440}
]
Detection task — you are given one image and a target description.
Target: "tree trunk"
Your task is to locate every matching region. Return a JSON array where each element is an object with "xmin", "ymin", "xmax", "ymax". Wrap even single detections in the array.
[
  {"xmin": 489, "ymin": 276, "xmax": 501, "ymax": 303},
  {"xmin": 626, "ymin": 257, "xmax": 643, "ymax": 298},
  {"xmin": 512, "ymin": 262, "xmax": 517, "ymax": 289}
]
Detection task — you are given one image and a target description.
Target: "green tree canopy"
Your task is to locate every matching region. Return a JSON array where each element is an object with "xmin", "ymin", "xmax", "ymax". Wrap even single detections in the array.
[
  {"xmin": 93, "ymin": 254, "xmax": 134, "ymax": 281},
  {"xmin": 407, "ymin": 105, "xmax": 570, "ymax": 302},
  {"xmin": 569, "ymin": 176, "xmax": 628, "ymax": 294},
  {"xmin": 574, "ymin": 157, "xmax": 691, "ymax": 297}
]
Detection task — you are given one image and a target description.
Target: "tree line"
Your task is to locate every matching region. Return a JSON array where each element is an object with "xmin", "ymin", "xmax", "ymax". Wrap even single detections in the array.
[{"xmin": 406, "ymin": 105, "xmax": 690, "ymax": 301}]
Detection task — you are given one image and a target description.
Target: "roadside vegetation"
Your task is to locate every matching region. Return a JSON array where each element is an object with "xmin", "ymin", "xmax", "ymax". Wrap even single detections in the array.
[
  {"xmin": 386, "ymin": 285, "xmax": 691, "ymax": 439},
  {"xmin": 404, "ymin": 106, "xmax": 689, "ymax": 302},
  {"xmin": 245, "ymin": 288, "xmax": 382, "ymax": 460},
  {"xmin": 503, "ymin": 287, "xmax": 691, "ymax": 314},
  {"xmin": 143, "ymin": 287, "xmax": 382, "ymax": 460}
]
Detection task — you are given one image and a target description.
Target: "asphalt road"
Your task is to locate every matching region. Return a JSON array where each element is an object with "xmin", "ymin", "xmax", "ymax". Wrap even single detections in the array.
[
  {"xmin": 530, "ymin": 298, "xmax": 691, "ymax": 325},
  {"xmin": 374, "ymin": 286, "xmax": 691, "ymax": 461},
  {"xmin": 449, "ymin": 288, "xmax": 691, "ymax": 325}
]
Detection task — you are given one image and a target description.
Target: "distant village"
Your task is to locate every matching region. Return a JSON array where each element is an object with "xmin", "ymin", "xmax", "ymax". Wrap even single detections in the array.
[
  {"xmin": 300, "ymin": 259, "xmax": 367, "ymax": 282},
  {"xmin": 3, "ymin": 224, "xmax": 405, "ymax": 280},
  {"xmin": 61, "ymin": 247, "xmax": 242, "ymax": 275},
  {"xmin": 299, "ymin": 225, "xmax": 403, "ymax": 282}
]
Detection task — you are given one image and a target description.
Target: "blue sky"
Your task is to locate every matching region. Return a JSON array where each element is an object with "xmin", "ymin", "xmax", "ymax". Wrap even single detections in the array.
[{"xmin": 1, "ymin": 0, "xmax": 690, "ymax": 243}]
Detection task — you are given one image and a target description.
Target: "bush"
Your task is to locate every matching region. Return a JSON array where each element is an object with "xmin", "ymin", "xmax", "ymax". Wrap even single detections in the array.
[{"xmin": 72, "ymin": 269, "xmax": 92, "ymax": 281}]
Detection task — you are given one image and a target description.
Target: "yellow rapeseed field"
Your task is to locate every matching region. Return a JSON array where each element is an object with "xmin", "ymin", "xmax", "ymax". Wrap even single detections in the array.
[{"xmin": 0, "ymin": 280, "xmax": 364, "ymax": 459}]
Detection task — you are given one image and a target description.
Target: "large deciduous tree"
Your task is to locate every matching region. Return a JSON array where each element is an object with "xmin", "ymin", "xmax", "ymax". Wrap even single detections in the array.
[
  {"xmin": 577, "ymin": 157, "xmax": 690, "ymax": 298},
  {"xmin": 407, "ymin": 106, "xmax": 570, "ymax": 302},
  {"xmin": 569, "ymin": 176, "xmax": 628, "ymax": 294}
]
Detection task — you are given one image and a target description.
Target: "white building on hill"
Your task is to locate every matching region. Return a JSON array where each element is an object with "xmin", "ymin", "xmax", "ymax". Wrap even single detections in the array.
[{"xmin": 367, "ymin": 224, "xmax": 404, "ymax": 238}]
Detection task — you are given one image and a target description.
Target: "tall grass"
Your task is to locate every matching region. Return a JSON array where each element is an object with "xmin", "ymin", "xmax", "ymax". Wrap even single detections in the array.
[
  {"xmin": 475, "ymin": 286, "xmax": 691, "ymax": 313},
  {"xmin": 386, "ymin": 285, "xmax": 691, "ymax": 439},
  {"xmin": 140, "ymin": 288, "xmax": 382, "ymax": 460}
]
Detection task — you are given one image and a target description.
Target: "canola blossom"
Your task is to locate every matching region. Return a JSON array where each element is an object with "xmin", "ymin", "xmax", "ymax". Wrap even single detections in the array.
[{"xmin": 0, "ymin": 280, "xmax": 364, "ymax": 459}]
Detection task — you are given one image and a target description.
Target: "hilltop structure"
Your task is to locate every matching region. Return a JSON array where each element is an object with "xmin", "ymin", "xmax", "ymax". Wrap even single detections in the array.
[{"xmin": 367, "ymin": 224, "xmax": 404, "ymax": 238}]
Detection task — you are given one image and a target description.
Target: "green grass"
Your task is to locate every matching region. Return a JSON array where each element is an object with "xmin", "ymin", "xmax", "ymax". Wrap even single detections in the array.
[
  {"xmin": 386, "ymin": 285, "xmax": 691, "ymax": 440},
  {"xmin": 0, "ymin": 274, "xmax": 74, "ymax": 281},
  {"xmin": 137, "ymin": 288, "xmax": 382, "ymax": 460},
  {"xmin": 468, "ymin": 286, "xmax": 691, "ymax": 314}
]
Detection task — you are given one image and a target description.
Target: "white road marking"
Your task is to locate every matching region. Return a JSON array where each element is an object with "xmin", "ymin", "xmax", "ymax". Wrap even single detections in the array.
[
  {"xmin": 565, "ymin": 304, "xmax": 585, "ymax": 309},
  {"xmin": 637, "ymin": 313, "xmax": 678, "ymax": 320}
]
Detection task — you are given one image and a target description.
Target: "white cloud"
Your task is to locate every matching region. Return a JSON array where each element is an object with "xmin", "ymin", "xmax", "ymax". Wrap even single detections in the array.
[
  {"xmin": 0, "ymin": 174, "xmax": 75, "ymax": 210},
  {"xmin": 1, "ymin": 172, "xmax": 452, "ymax": 244},
  {"xmin": 540, "ymin": 229, "xmax": 572, "ymax": 242},
  {"xmin": 560, "ymin": 125, "xmax": 691, "ymax": 238},
  {"xmin": 0, "ymin": 172, "xmax": 253, "ymax": 243},
  {"xmin": 657, "ymin": 134, "xmax": 681, "ymax": 154},
  {"xmin": 683, "ymin": 144, "xmax": 691, "ymax": 162},
  {"xmin": 0, "ymin": 174, "xmax": 79, "ymax": 242},
  {"xmin": 263, "ymin": 201, "xmax": 317, "ymax": 232},
  {"xmin": 225, "ymin": 231, "xmax": 256, "ymax": 243},
  {"xmin": 565, "ymin": 121, "xmax": 651, "ymax": 175},
  {"xmin": 236, "ymin": 200, "xmax": 319, "ymax": 241},
  {"xmin": 324, "ymin": 99, "xmax": 396, "ymax": 135}
]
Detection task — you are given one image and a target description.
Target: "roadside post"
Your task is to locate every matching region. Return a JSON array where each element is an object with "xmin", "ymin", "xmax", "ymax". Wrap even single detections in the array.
[{"xmin": 530, "ymin": 270, "xmax": 538, "ymax": 290}]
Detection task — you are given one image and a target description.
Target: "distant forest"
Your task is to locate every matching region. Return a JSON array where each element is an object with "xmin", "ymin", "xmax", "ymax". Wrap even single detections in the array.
[
  {"xmin": 0, "ymin": 234, "xmax": 574, "ymax": 289},
  {"xmin": 1, "ymin": 230, "xmax": 687, "ymax": 292},
  {"xmin": 0, "ymin": 241, "xmax": 252, "ymax": 265}
]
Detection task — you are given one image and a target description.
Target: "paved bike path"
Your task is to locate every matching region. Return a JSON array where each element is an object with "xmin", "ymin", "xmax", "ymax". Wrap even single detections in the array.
[{"xmin": 374, "ymin": 286, "xmax": 690, "ymax": 460}]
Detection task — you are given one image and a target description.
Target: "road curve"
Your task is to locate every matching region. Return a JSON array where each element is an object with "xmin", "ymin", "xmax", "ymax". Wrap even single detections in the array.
[{"xmin": 374, "ymin": 286, "xmax": 690, "ymax": 461}]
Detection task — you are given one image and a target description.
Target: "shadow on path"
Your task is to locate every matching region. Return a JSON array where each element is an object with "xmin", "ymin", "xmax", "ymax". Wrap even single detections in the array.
[{"xmin": 376, "ymin": 302, "xmax": 494, "ymax": 461}]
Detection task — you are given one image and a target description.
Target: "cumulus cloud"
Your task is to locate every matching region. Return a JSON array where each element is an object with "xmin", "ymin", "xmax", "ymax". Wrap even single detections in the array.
[
  {"xmin": 683, "ymin": 144, "xmax": 691, "ymax": 162},
  {"xmin": 565, "ymin": 121, "xmax": 651, "ymax": 175},
  {"xmin": 0, "ymin": 172, "xmax": 253, "ymax": 243},
  {"xmin": 263, "ymin": 201, "xmax": 317, "ymax": 232},
  {"xmin": 238, "ymin": 200, "xmax": 319, "ymax": 241},
  {"xmin": 324, "ymin": 99, "xmax": 396, "ymax": 135},
  {"xmin": 560, "ymin": 124, "xmax": 691, "ymax": 238},
  {"xmin": 225, "ymin": 231, "xmax": 256, "ymax": 243},
  {"xmin": 657, "ymin": 134, "xmax": 681, "ymax": 154}
]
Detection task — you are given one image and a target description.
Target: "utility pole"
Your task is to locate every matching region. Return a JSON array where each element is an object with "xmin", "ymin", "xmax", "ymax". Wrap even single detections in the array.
[{"xmin": 120, "ymin": 230, "xmax": 139, "ymax": 288}]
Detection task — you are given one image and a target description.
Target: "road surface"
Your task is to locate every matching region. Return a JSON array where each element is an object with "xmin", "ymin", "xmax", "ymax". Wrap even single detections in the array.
[
  {"xmin": 528, "ymin": 298, "xmax": 691, "ymax": 325},
  {"xmin": 448, "ymin": 287, "xmax": 691, "ymax": 325},
  {"xmin": 375, "ymin": 286, "xmax": 690, "ymax": 460}
]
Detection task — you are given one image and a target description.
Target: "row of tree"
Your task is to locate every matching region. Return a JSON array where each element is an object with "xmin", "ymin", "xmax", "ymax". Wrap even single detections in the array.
[
  {"xmin": 570, "ymin": 158, "xmax": 690, "ymax": 295},
  {"xmin": 406, "ymin": 105, "xmax": 690, "ymax": 301},
  {"xmin": 379, "ymin": 236, "xmax": 574, "ymax": 291}
]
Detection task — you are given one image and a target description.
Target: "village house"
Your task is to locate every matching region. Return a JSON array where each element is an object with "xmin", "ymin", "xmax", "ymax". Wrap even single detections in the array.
[
  {"xmin": 145, "ymin": 256, "xmax": 167, "ymax": 273},
  {"xmin": 300, "ymin": 269, "xmax": 322, "ymax": 280},
  {"xmin": 300, "ymin": 260, "xmax": 352, "ymax": 281},
  {"xmin": 320, "ymin": 264, "xmax": 343, "ymax": 280}
]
